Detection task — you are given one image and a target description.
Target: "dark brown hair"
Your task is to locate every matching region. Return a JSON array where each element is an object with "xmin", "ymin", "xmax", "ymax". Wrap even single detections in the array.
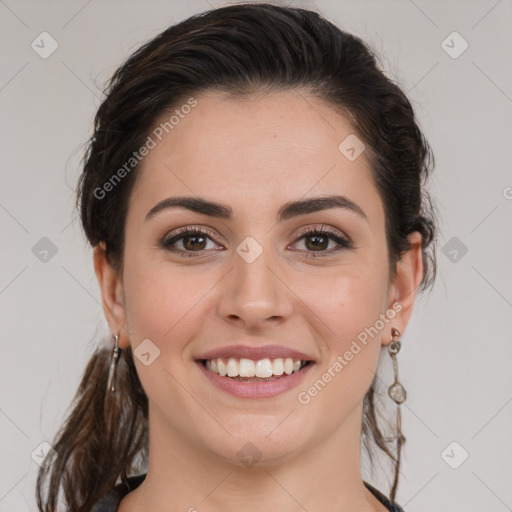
[{"xmin": 36, "ymin": 3, "xmax": 437, "ymax": 510}]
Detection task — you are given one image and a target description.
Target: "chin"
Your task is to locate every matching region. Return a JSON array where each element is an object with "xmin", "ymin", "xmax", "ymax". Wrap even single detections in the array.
[{"xmin": 202, "ymin": 421, "xmax": 307, "ymax": 469}]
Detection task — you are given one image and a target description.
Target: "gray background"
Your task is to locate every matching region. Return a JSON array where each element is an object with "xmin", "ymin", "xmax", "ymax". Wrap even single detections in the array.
[{"xmin": 1, "ymin": 0, "xmax": 511, "ymax": 510}]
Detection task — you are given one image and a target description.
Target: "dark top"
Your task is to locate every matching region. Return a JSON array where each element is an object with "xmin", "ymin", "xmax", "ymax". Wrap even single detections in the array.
[{"xmin": 92, "ymin": 473, "xmax": 405, "ymax": 511}]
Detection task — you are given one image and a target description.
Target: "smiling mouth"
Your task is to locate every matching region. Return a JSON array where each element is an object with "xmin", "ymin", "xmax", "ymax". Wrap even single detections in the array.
[{"xmin": 199, "ymin": 357, "xmax": 312, "ymax": 382}]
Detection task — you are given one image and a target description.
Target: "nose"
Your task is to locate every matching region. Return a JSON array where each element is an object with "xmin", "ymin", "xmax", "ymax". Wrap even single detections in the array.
[{"xmin": 217, "ymin": 247, "xmax": 293, "ymax": 330}]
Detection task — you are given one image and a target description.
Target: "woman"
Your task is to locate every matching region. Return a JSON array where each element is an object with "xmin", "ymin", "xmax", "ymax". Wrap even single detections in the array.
[{"xmin": 36, "ymin": 3, "xmax": 437, "ymax": 511}]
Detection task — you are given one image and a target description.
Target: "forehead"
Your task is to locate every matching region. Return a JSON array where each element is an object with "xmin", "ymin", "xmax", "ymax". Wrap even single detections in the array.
[{"xmin": 129, "ymin": 90, "xmax": 383, "ymax": 223}]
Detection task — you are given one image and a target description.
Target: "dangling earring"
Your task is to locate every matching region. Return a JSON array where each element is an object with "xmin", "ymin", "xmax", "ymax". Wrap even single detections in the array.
[
  {"xmin": 388, "ymin": 327, "xmax": 406, "ymax": 406},
  {"xmin": 388, "ymin": 327, "xmax": 406, "ymax": 502},
  {"xmin": 107, "ymin": 332, "xmax": 120, "ymax": 393}
]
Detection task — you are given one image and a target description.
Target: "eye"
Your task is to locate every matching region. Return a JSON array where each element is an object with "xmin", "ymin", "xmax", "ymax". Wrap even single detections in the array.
[
  {"xmin": 290, "ymin": 224, "xmax": 352, "ymax": 257},
  {"xmin": 161, "ymin": 226, "xmax": 223, "ymax": 257},
  {"xmin": 160, "ymin": 224, "xmax": 352, "ymax": 258}
]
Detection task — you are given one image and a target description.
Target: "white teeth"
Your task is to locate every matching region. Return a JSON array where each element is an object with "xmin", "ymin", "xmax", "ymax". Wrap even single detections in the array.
[
  {"xmin": 272, "ymin": 358, "xmax": 284, "ymax": 376},
  {"xmin": 227, "ymin": 357, "xmax": 238, "ymax": 377},
  {"xmin": 217, "ymin": 359, "xmax": 227, "ymax": 377},
  {"xmin": 239, "ymin": 358, "xmax": 256, "ymax": 377},
  {"xmin": 203, "ymin": 357, "xmax": 307, "ymax": 378},
  {"xmin": 255, "ymin": 358, "xmax": 273, "ymax": 378},
  {"xmin": 284, "ymin": 358, "xmax": 294, "ymax": 375}
]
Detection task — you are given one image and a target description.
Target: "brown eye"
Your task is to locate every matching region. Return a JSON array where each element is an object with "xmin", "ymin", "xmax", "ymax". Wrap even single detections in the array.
[
  {"xmin": 161, "ymin": 227, "xmax": 222, "ymax": 256},
  {"xmin": 303, "ymin": 233, "xmax": 330, "ymax": 251},
  {"xmin": 291, "ymin": 225, "xmax": 352, "ymax": 257},
  {"xmin": 181, "ymin": 233, "xmax": 207, "ymax": 251}
]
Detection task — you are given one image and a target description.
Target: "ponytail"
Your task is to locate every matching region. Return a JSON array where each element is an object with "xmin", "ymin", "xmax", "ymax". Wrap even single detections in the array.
[{"xmin": 36, "ymin": 343, "xmax": 148, "ymax": 512}]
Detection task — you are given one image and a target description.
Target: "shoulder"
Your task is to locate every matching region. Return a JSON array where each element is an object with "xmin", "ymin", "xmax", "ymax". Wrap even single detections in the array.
[
  {"xmin": 363, "ymin": 481, "xmax": 406, "ymax": 512},
  {"xmin": 92, "ymin": 474, "xmax": 147, "ymax": 512}
]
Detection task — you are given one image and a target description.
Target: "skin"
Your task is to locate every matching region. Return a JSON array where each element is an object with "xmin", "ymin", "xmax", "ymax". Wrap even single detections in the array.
[{"xmin": 94, "ymin": 90, "xmax": 423, "ymax": 512}]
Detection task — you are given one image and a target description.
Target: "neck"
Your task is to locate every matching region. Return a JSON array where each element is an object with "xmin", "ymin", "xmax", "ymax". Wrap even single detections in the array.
[{"xmin": 120, "ymin": 402, "xmax": 385, "ymax": 512}]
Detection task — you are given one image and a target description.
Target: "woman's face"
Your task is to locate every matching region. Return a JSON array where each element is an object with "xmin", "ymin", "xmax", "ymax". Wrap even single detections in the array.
[{"xmin": 97, "ymin": 90, "xmax": 420, "ymax": 466}]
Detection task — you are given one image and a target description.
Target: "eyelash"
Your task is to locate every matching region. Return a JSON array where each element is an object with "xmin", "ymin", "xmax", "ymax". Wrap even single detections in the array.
[{"xmin": 160, "ymin": 224, "xmax": 352, "ymax": 259}]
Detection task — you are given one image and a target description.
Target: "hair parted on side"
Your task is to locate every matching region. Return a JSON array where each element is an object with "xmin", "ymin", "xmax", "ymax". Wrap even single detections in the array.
[{"xmin": 36, "ymin": 3, "xmax": 437, "ymax": 511}]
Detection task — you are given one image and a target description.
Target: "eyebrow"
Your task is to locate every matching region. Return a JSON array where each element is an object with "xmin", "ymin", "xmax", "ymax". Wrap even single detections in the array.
[{"xmin": 145, "ymin": 194, "xmax": 367, "ymax": 222}]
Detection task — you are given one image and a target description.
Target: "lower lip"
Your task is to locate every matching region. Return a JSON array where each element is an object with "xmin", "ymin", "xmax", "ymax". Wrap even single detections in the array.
[{"xmin": 196, "ymin": 360, "xmax": 314, "ymax": 399}]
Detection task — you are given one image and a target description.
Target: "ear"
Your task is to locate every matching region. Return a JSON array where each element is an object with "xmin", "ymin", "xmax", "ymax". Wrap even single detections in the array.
[
  {"xmin": 93, "ymin": 243, "xmax": 130, "ymax": 349},
  {"xmin": 383, "ymin": 231, "xmax": 424, "ymax": 345}
]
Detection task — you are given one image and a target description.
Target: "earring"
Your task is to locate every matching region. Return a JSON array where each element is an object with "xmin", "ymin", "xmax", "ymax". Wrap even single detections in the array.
[
  {"xmin": 107, "ymin": 332, "xmax": 120, "ymax": 393},
  {"xmin": 388, "ymin": 327, "xmax": 406, "ymax": 407},
  {"xmin": 388, "ymin": 327, "xmax": 406, "ymax": 502}
]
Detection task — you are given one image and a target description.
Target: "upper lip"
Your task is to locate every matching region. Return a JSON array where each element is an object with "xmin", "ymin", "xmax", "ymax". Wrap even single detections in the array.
[{"xmin": 197, "ymin": 344, "xmax": 315, "ymax": 362}]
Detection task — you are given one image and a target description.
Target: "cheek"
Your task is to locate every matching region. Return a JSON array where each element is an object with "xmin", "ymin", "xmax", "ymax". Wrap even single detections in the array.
[
  {"xmin": 298, "ymin": 262, "xmax": 390, "ymax": 350},
  {"xmin": 293, "ymin": 268, "xmax": 390, "ymax": 419},
  {"xmin": 122, "ymin": 250, "xmax": 225, "ymax": 357},
  {"xmin": 294, "ymin": 257, "xmax": 390, "ymax": 397},
  {"xmin": 122, "ymin": 266, "xmax": 169, "ymax": 342},
  {"xmin": 121, "ymin": 260, "xmax": 211, "ymax": 402}
]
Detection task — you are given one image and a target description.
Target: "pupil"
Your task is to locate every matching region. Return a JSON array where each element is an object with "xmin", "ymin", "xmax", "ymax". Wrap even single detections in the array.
[
  {"xmin": 184, "ymin": 235, "xmax": 206, "ymax": 250},
  {"xmin": 306, "ymin": 235, "xmax": 327, "ymax": 251}
]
